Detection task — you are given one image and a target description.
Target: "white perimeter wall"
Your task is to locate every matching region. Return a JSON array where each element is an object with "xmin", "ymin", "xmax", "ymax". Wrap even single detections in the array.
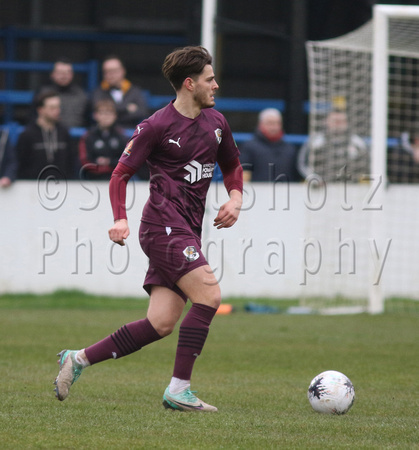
[{"xmin": 1, "ymin": 181, "xmax": 418, "ymax": 300}]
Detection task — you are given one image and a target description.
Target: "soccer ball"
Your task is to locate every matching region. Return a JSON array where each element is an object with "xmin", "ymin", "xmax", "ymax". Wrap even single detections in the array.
[{"xmin": 307, "ymin": 370, "xmax": 355, "ymax": 415}]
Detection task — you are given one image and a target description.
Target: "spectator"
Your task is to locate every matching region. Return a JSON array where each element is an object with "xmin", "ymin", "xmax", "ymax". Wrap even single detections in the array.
[
  {"xmin": 387, "ymin": 131, "xmax": 419, "ymax": 183},
  {"xmin": 91, "ymin": 55, "xmax": 148, "ymax": 129},
  {"xmin": 33, "ymin": 58, "xmax": 89, "ymax": 128},
  {"xmin": 78, "ymin": 100, "xmax": 127, "ymax": 180},
  {"xmin": 0, "ymin": 128, "xmax": 17, "ymax": 187},
  {"xmin": 16, "ymin": 90, "xmax": 73, "ymax": 180},
  {"xmin": 298, "ymin": 109, "xmax": 369, "ymax": 183},
  {"xmin": 240, "ymin": 108, "xmax": 301, "ymax": 182}
]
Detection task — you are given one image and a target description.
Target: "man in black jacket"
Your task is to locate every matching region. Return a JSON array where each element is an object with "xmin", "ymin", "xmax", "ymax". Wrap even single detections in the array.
[
  {"xmin": 240, "ymin": 108, "xmax": 301, "ymax": 182},
  {"xmin": 17, "ymin": 91, "xmax": 73, "ymax": 180}
]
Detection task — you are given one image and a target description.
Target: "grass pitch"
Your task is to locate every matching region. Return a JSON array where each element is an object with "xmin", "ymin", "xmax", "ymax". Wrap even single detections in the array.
[{"xmin": 0, "ymin": 291, "xmax": 418, "ymax": 449}]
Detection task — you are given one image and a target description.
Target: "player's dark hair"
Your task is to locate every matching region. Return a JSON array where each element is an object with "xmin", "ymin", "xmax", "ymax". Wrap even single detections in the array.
[
  {"xmin": 162, "ymin": 46, "xmax": 212, "ymax": 92},
  {"xmin": 34, "ymin": 89, "xmax": 60, "ymax": 109}
]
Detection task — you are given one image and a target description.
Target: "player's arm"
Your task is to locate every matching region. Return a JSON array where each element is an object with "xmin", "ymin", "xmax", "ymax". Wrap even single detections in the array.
[
  {"xmin": 108, "ymin": 161, "xmax": 137, "ymax": 246},
  {"xmin": 213, "ymin": 157, "xmax": 243, "ymax": 229},
  {"xmin": 108, "ymin": 122, "xmax": 153, "ymax": 245}
]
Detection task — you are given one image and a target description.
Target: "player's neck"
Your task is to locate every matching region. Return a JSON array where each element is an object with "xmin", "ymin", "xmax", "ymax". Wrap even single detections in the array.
[{"xmin": 173, "ymin": 97, "xmax": 201, "ymax": 119}]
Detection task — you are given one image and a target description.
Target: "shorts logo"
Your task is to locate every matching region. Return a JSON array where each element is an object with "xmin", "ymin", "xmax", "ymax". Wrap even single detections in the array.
[
  {"xmin": 123, "ymin": 139, "xmax": 133, "ymax": 156},
  {"xmin": 184, "ymin": 160, "xmax": 215, "ymax": 184},
  {"xmin": 214, "ymin": 128, "xmax": 222, "ymax": 144},
  {"xmin": 183, "ymin": 246, "xmax": 200, "ymax": 262}
]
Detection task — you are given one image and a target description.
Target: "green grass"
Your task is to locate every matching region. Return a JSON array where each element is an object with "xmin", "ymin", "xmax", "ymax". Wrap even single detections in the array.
[{"xmin": 0, "ymin": 292, "xmax": 418, "ymax": 449}]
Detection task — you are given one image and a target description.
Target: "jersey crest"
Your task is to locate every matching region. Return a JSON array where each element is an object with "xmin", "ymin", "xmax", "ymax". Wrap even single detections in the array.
[{"xmin": 214, "ymin": 128, "xmax": 222, "ymax": 144}]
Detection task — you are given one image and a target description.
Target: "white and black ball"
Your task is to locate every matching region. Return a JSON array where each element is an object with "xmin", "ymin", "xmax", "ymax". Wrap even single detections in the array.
[{"xmin": 307, "ymin": 370, "xmax": 355, "ymax": 414}]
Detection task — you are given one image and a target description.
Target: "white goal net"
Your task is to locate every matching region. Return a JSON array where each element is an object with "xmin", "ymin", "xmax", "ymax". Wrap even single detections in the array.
[{"xmin": 300, "ymin": 5, "xmax": 419, "ymax": 313}]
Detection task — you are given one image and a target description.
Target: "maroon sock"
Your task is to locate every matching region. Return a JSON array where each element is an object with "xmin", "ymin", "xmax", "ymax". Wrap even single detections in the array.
[
  {"xmin": 172, "ymin": 303, "xmax": 217, "ymax": 381},
  {"xmin": 84, "ymin": 318, "xmax": 161, "ymax": 365}
]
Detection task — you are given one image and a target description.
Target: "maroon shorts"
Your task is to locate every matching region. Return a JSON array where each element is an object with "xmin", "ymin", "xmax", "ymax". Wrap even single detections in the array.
[{"xmin": 139, "ymin": 222, "xmax": 208, "ymax": 301}]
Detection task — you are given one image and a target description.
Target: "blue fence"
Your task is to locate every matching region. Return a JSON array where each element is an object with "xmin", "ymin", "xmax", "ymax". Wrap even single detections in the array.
[
  {"xmin": 145, "ymin": 93, "xmax": 286, "ymax": 114},
  {"xmin": 0, "ymin": 121, "xmax": 307, "ymax": 148},
  {"xmin": 0, "ymin": 60, "xmax": 99, "ymax": 91}
]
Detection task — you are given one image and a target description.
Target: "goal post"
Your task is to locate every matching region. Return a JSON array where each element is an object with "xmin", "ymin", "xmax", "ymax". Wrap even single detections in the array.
[
  {"xmin": 303, "ymin": 5, "xmax": 419, "ymax": 314},
  {"xmin": 371, "ymin": 4, "xmax": 419, "ymax": 186},
  {"xmin": 370, "ymin": 4, "xmax": 419, "ymax": 313}
]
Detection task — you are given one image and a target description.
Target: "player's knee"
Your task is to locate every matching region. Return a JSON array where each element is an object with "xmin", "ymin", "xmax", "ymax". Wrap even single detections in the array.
[
  {"xmin": 199, "ymin": 290, "xmax": 221, "ymax": 309},
  {"xmin": 149, "ymin": 317, "xmax": 176, "ymax": 337},
  {"xmin": 208, "ymin": 285, "xmax": 222, "ymax": 309},
  {"xmin": 211, "ymin": 293, "xmax": 221, "ymax": 309},
  {"xmin": 156, "ymin": 320, "xmax": 176, "ymax": 337}
]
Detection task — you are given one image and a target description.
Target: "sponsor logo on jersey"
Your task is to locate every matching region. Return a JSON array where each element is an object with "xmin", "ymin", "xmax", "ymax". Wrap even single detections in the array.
[
  {"xmin": 214, "ymin": 128, "xmax": 222, "ymax": 144},
  {"xmin": 136, "ymin": 126, "xmax": 143, "ymax": 134},
  {"xmin": 184, "ymin": 160, "xmax": 215, "ymax": 183},
  {"xmin": 183, "ymin": 246, "xmax": 200, "ymax": 262},
  {"xmin": 123, "ymin": 139, "xmax": 133, "ymax": 156}
]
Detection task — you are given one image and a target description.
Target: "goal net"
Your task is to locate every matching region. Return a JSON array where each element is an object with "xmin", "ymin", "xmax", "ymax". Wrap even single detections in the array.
[{"xmin": 300, "ymin": 5, "xmax": 419, "ymax": 313}]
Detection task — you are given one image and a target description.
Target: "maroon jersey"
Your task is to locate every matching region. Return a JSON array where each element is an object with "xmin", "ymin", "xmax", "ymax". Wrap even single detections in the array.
[{"xmin": 119, "ymin": 101, "xmax": 239, "ymax": 237}]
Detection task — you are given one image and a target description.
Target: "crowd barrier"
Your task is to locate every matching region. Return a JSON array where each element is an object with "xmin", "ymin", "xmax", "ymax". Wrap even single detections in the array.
[{"xmin": 1, "ymin": 181, "xmax": 415, "ymax": 302}]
